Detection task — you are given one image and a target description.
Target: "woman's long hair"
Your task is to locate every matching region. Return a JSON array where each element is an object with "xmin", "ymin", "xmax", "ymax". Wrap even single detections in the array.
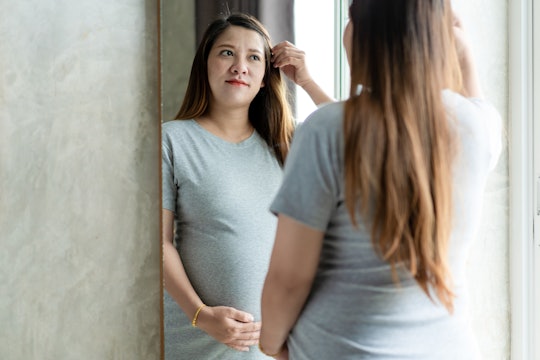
[
  {"xmin": 175, "ymin": 13, "xmax": 294, "ymax": 166},
  {"xmin": 344, "ymin": 0, "xmax": 462, "ymax": 312}
]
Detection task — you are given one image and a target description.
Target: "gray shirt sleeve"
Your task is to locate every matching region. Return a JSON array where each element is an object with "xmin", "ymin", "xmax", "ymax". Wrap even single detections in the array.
[
  {"xmin": 270, "ymin": 103, "xmax": 344, "ymax": 231},
  {"xmin": 162, "ymin": 128, "xmax": 177, "ymax": 212}
]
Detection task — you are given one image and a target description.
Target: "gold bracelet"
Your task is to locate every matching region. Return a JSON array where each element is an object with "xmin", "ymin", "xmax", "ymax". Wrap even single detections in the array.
[
  {"xmin": 191, "ymin": 304, "xmax": 206, "ymax": 327},
  {"xmin": 258, "ymin": 342, "xmax": 282, "ymax": 357}
]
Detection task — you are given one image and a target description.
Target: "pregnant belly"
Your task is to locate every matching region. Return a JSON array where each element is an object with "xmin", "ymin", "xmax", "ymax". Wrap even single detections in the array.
[{"xmin": 177, "ymin": 231, "xmax": 273, "ymax": 318}]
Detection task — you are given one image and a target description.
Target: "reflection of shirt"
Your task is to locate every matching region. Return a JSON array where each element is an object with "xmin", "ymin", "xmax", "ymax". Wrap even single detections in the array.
[
  {"xmin": 162, "ymin": 119, "xmax": 282, "ymax": 359},
  {"xmin": 270, "ymin": 92, "xmax": 502, "ymax": 360}
]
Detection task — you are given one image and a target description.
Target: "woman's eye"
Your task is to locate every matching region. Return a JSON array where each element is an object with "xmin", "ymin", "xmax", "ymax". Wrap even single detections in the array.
[
  {"xmin": 250, "ymin": 54, "xmax": 261, "ymax": 61},
  {"xmin": 220, "ymin": 50, "xmax": 233, "ymax": 56}
]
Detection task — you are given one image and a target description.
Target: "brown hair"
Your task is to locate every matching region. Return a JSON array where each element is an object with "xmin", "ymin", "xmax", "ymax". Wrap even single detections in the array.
[
  {"xmin": 344, "ymin": 0, "xmax": 462, "ymax": 312},
  {"xmin": 175, "ymin": 13, "xmax": 294, "ymax": 166}
]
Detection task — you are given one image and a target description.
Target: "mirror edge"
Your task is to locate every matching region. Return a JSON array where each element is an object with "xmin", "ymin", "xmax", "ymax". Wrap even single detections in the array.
[{"xmin": 157, "ymin": 0, "xmax": 165, "ymax": 358}]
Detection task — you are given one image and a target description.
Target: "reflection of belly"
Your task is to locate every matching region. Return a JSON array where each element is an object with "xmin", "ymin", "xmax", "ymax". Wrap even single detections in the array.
[{"xmin": 177, "ymin": 225, "xmax": 275, "ymax": 317}]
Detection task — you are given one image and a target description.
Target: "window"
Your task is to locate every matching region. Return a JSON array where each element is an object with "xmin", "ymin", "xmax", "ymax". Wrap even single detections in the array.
[{"xmin": 294, "ymin": 0, "xmax": 349, "ymax": 122}]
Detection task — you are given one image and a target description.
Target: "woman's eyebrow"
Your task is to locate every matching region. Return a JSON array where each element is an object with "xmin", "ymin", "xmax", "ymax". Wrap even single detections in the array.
[{"xmin": 215, "ymin": 44, "xmax": 263, "ymax": 54}]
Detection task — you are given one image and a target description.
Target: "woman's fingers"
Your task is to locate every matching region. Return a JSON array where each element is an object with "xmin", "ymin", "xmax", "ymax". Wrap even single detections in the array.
[
  {"xmin": 223, "ymin": 322, "xmax": 260, "ymax": 351},
  {"xmin": 271, "ymin": 41, "xmax": 306, "ymax": 68},
  {"xmin": 196, "ymin": 306, "xmax": 263, "ymax": 351},
  {"xmin": 271, "ymin": 41, "xmax": 313, "ymax": 86}
]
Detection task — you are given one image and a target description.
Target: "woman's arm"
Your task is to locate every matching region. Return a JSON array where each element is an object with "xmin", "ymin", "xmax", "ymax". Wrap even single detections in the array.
[
  {"xmin": 162, "ymin": 209, "xmax": 261, "ymax": 352},
  {"xmin": 259, "ymin": 214, "xmax": 324, "ymax": 358},
  {"xmin": 162, "ymin": 209, "xmax": 203, "ymax": 321},
  {"xmin": 452, "ymin": 13, "xmax": 483, "ymax": 99},
  {"xmin": 271, "ymin": 41, "xmax": 335, "ymax": 106}
]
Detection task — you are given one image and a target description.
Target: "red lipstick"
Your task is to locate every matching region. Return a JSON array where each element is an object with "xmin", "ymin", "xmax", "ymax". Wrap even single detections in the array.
[{"xmin": 226, "ymin": 79, "xmax": 248, "ymax": 86}]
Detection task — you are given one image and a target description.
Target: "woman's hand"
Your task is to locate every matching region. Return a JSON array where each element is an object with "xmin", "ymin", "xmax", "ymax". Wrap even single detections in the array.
[
  {"xmin": 271, "ymin": 41, "xmax": 313, "ymax": 87},
  {"xmin": 195, "ymin": 305, "xmax": 261, "ymax": 352},
  {"xmin": 271, "ymin": 41, "xmax": 334, "ymax": 106}
]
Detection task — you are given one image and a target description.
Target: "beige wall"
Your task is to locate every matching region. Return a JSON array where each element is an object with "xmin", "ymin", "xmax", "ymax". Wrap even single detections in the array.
[{"xmin": 0, "ymin": 1, "xmax": 161, "ymax": 359}]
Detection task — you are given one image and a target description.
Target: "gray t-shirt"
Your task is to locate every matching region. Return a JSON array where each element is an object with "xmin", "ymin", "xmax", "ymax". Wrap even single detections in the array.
[
  {"xmin": 270, "ymin": 91, "xmax": 502, "ymax": 360},
  {"xmin": 162, "ymin": 119, "xmax": 283, "ymax": 359}
]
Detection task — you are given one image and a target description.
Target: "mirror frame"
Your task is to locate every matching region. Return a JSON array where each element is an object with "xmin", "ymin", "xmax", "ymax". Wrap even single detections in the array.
[{"xmin": 157, "ymin": 0, "xmax": 164, "ymax": 359}]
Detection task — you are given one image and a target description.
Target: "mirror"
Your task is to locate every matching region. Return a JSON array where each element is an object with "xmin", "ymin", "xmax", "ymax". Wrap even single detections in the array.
[
  {"xmin": 158, "ymin": 2, "xmax": 511, "ymax": 359},
  {"xmin": 159, "ymin": 1, "xmax": 340, "ymax": 358}
]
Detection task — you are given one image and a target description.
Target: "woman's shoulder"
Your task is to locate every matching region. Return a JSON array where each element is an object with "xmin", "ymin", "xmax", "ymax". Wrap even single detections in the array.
[
  {"xmin": 161, "ymin": 120, "xmax": 199, "ymax": 150},
  {"xmin": 297, "ymin": 101, "xmax": 345, "ymax": 134},
  {"xmin": 443, "ymin": 90, "xmax": 502, "ymax": 138},
  {"xmin": 442, "ymin": 90, "xmax": 501, "ymax": 122},
  {"xmin": 443, "ymin": 90, "xmax": 503, "ymax": 170},
  {"xmin": 162, "ymin": 119, "xmax": 195, "ymax": 131},
  {"xmin": 306, "ymin": 101, "xmax": 344, "ymax": 122},
  {"xmin": 162, "ymin": 119, "xmax": 198, "ymax": 138}
]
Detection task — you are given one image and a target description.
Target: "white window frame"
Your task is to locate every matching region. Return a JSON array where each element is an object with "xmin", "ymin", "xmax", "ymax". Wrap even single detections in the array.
[
  {"xmin": 532, "ymin": 0, "xmax": 540, "ymax": 357},
  {"xmin": 334, "ymin": 0, "xmax": 349, "ymax": 100},
  {"xmin": 509, "ymin": 0, "xmax": 538, "ymax": 358},
  {"xmin": 534, "ymin": 0, "xmax": 540, "ymax": 354}
]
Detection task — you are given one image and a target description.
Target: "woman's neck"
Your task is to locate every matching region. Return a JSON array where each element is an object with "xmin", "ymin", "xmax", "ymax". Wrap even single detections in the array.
[{"xmin": 196, "ymin": 106, "xmax": 254, "ymax": 143}]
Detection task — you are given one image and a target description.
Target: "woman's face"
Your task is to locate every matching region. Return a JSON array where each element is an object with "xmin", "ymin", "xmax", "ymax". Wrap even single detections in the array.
[
  {"xmin": 343, "ymin": 20, "xmax": 353, "ymax": 68},
  {"xmin": 206, "ymin": 26, "xmax": 266, "ymax": 110}
]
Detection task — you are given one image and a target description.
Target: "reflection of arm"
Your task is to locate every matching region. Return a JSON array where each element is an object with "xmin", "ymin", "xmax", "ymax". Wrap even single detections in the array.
[
  {"xmin": 455, "ymin": 33, "xmax": 483, "ymax": 98},
  {"xmin": 162, "ymin": 209, "xmax": 204, "ymax": 321},
  {"xmin": 300, "ymin": 79, "xmax": 335, "ymax": 106},
  {"xmin": 260, "ymin": 214, "xmax": 324, "ymax": 356}
]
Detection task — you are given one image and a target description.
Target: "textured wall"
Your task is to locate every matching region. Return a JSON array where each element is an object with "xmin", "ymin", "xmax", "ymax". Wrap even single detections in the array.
[
  {"xmin": 453, "ymin": 0, "xmax": 510, "ymax": 359},
  {"xmin": 0, "ymin": 1, "xmax": 161, "ymax": 359},
  {"xmin": 161, "ymin": 0, "xmax": 195, "ymax": 121}
]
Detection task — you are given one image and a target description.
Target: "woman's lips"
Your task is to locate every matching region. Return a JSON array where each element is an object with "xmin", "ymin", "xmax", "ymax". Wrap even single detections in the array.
[{"xmin": 226, "ymin": 79, "xmax": 248, "ymax": 86}]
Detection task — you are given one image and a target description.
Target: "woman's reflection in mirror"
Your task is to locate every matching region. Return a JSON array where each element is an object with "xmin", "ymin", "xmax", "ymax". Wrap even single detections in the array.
[{"xmin": 161, "ymin": 12, "xmax": 332, "ymax": 359}]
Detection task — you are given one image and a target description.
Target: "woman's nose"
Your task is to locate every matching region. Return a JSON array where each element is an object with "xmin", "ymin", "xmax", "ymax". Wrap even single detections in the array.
[{"xmin": 231, "ymin": 59, "xmax": 248, "ymax": 74}]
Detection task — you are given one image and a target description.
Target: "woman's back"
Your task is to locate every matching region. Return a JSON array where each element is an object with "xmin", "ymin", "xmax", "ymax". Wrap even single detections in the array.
[{"xmin": 269, "ymin": 92, "xmax": 502, "ymax": 359}]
